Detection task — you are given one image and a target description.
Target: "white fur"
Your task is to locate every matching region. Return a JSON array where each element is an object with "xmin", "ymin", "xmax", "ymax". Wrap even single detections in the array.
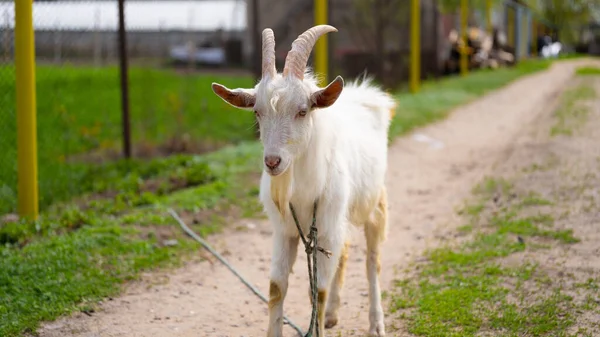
[{"xmin": 213, "ymin": 68, "xmax": 395, "ymax": 337}]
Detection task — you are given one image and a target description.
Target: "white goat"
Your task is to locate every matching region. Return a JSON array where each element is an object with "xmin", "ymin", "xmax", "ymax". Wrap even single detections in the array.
[{"xmin": 211, "ymin": 25, "xmax": 395, "ymax": 337}]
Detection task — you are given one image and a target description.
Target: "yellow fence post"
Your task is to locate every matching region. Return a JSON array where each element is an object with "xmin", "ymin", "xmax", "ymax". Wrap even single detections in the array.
[
  {"xmin": 314, "ymin": 0, "xmax": 328, "ymax": 87},
  {"xmin": 410, "ymin": 0, "xmax": 420, "ymax": 93},
  {"xmin": 486, "ymin": 0, "xmax": 493, "ymax": 35},
  {"xmin": 507, "ymin": 6, "xmax": 515, "ymax": 47},
  {"xmin": 532, "ymin": 19, "xmax": 537, "ymax": 57},
  {"xmin": 460, "ymin": 0, "xmax": 469, "ymax": 76},
  {"xmin": 15, "ymin": 0, "xmax": 39, "ymax": 219}
]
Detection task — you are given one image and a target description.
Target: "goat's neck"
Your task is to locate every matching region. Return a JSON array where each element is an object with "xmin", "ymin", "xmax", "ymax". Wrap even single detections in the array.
[{"xmin": 290, "ymin": 115, "xmax": 332, "ymax": 200}]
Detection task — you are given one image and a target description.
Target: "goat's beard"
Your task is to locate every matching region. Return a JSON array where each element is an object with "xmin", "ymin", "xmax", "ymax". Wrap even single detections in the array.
[{"xmin": 270, "ymin": 164, "xmax": 294, "ymax": 218}]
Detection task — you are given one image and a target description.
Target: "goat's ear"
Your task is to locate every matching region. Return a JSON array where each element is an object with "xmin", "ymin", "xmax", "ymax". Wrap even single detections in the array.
[
  {"xmin": 211, "ymin": 83, "xmax": 256, "ymax": 110},
  {"xmin": 311, "ymin": 76, "xmax": 344, "ymax": 109}
]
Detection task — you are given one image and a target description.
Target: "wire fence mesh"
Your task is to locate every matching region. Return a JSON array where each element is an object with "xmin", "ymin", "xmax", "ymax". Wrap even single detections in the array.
[
  {"xmin": 0, "ymin": 3, "xmax": 16, "ymax": 213},
  {"xmin": 1, "ymin": 0, "xmax": 254, "ymax": 214}
]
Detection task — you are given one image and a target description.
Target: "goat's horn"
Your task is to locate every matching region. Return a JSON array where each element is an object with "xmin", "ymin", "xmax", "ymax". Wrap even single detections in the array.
[
  {"xmin": 262, "ymin": 28, "xmax": 277, "ymax": 79},
  {"xmin": 282, "ymin": 25, "xmax": 338, "ymax": 79}
]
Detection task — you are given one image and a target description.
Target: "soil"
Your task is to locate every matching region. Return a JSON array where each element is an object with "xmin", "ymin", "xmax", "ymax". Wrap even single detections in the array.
[{"xmin": 36, "ymin": 59, "xmax": 600, "ymax": 337}]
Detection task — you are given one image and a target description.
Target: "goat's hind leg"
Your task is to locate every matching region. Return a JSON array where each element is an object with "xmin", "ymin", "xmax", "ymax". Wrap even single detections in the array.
[{"xmin": 364, "ymin": 188, "xmax": 388, "ymax": 337}]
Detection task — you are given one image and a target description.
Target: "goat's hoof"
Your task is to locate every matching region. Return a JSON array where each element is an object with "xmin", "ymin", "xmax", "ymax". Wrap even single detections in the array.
[
  {"xmin": 368, "ymin": 322, "xmax": 385, "ymax": 337},
  {"xmin": 324, "ymin": 315, "xmax": 338, "ymax": 329}
]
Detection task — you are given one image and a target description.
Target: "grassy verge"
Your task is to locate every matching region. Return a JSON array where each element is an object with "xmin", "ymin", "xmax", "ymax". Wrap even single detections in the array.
[
  {"xmin": 0, "ymin": 65, "xmax": 255, "ymax": 213},
  {"xmin": 388, "ymin": 69, "xmax": 600, "ymax": 336},
  {"xmin": 0, "ymin": 142, "xmax": 263, "ymax": 336},
  {"xmin": 0, "ymin": 57, "xmax": 578, "ymax": 336},
  {"xmin": 389, "ymin": 177, "xmax": 590, "ymax": 336},
  {"xmin": 575, "ymin": 65, "xmax": 600, "ymax": 76}
]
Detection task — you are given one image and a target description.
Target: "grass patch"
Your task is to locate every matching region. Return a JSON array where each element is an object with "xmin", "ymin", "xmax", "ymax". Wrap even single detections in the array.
[
  {"xmin": 550, "ymin": 81, "xmax": 597, "ymax": 137},
  {"xmin": 390, "ymin": 172, "xmax": 594, "ymax": 336},
  {"xmin": 575, "ymin": 66, "xmax": 600, "ymax": 76},
  {"xmin": 0, "ymin": 65, "xmax": 255, "ymax": 214}
]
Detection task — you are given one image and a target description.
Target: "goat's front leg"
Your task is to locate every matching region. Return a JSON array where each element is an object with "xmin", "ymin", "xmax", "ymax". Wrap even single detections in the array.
[
  {"xmin": 306, "ymin": 233, "xmax": 344, "ymax": 337},
  {"xmin": 267, "ymin": 233, "xmax": 299, "ymax": 337}
]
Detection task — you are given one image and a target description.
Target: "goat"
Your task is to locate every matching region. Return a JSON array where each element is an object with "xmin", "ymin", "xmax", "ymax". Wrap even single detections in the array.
[{"xmin": 211, "ymin": 25, "xmax": 395, "ymax": 337}]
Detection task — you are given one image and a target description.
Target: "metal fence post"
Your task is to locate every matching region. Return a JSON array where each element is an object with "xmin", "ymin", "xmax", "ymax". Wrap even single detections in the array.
[
  {"xmin": 118, "ymin": 0, "xmax": 131, "ymax": 158},
  {"xmin": 460, "ymin": 0, "xmax": 469, "ymax": 76},
  {"xmin": 15, "ymin": 0, "xmax": 39, "ymax": 219},
  {"xmin": 410, "ymin": 0, "xmax": 420, "ymax": 93},
  {"xmin": 314, "ymin": 0, "xmax": 328, "ymax": 86}
]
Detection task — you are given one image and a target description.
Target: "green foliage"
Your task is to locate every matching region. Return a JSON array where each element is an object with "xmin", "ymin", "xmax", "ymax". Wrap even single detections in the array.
[{"xmin": 524, "ymin": 0, "xmax": 595, "ymax": 43}]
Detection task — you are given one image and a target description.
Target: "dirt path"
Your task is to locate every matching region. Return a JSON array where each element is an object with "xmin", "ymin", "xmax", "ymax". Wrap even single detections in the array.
[{"xmin": 37, "ymin": 59, "xmax": 598, "ymax": 337}]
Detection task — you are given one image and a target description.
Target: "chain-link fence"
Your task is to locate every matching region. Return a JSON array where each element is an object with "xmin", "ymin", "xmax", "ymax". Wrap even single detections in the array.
[
  {"xmin": 0, "ymin": 2, "xmax": 16, "ymax": 214},
  {"xmin": 0, "ymin": 0, "xmax": 254, "ymax": 215}
]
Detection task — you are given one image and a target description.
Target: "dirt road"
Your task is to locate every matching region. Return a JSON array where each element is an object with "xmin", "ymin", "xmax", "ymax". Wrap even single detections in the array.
[{"xmin": 37, "ymin": 59, "xmax": 598, "ymax": 337}]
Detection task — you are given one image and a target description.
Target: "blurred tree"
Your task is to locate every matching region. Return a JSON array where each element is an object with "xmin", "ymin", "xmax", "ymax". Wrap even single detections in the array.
[{"xmin": 524, "ymin": 0, "xmax": 597, "ymax": 43}]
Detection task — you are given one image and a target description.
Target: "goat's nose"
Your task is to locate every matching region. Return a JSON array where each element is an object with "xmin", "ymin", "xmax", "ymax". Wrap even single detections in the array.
[{"xmin": 264, "ymin": 155, "xmax": 281, "ymax": 170}]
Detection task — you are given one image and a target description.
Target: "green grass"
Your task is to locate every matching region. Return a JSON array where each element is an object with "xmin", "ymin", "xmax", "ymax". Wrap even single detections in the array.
[
  {"xmin": 550, "ymin": 80, "xmax": 597, "ymax": 137},
  {"xmin": 0, "ymin": 57, "xmax": 578, "ymax": 336},
  {"xmin": 0, "ymin": 65, "xmax": 255, "ymax": 213},
  {"xmin": 389, "ymin": 174, "xmax": 594, "ymax": 337},
  {"xmin": 0, "ymin": 141, "xmax": 263, "ymax": 336},
  {"xmin": 575, "ymin": 66, "xmax": 600, "ymax": 76}
]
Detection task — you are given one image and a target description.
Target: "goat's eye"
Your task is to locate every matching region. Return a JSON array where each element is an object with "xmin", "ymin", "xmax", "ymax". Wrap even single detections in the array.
[{"xmin": 297, "ymin": 109, "xmax": 308, "ymax": 118}]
